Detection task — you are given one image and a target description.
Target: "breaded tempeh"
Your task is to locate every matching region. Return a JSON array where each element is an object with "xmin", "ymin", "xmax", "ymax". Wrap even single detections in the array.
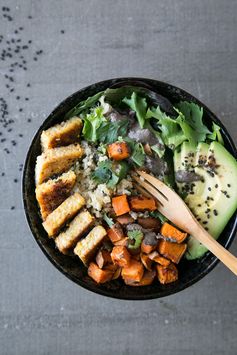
[
  {"xmin": 74, "ymin": 226, "xmax": 107, "ymax": 265},
  {"xmin": 35, "ymin": 143, "xmax": 84, "ymax": 185},
  {"xmin": 55, "ymin": 211, "xmax": 94, "ymax": 254},
  {"xmin": 42, "ymin": 192, "xmax": 85, "ymax": 237},
  {"xmin": 41, "ymin": 116, "xmax": 83, "ymax": 151},
  {"xmin": 35, "ymin": 170, "xmax": 76, "ymax": 220}
]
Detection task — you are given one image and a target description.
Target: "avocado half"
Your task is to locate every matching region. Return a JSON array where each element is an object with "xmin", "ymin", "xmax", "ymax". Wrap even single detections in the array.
[{"xmin": 174, "ymin": 141, "xmax": 237, "ymax": 260}]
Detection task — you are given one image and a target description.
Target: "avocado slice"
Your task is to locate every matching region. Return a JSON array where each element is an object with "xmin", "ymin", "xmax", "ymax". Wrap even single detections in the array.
[{"xmin": 174, "ymin": 141, "xmax": 237, "ymax": 260}]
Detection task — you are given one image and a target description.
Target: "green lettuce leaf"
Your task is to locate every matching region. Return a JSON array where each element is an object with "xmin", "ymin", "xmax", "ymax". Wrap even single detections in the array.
[
  {"xmin": 175, "ymin": 101, "xmax": 211, "ymax": 142},
  {"xmin": 146, "ymin": 107, "xmax": 186, "ymax": 149},
  {"xmin": 131, "ymin": 142, "xmax": 145, "ymax": 166},
  {"xmin": 208, "ymin": 122, "xmax": 224, "ymax": 145},
  {"xmin": 82, "ymin": 106, "xmax": 106, "ymax": 142},
  {"xmin": 123, "ymin": 92, "xmax": 147, "ymax": 128},
  {"xmin": 65, "ymin": 91, "xmax": 104, "ymax": 118}
]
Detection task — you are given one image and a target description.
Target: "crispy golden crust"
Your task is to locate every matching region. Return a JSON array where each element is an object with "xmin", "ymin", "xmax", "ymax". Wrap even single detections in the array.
[
  {"xmin": 35, "ymin": 143, "xmax": 84, "ymax": 185},
  {"xmin": 74, "ymin": 226, "xmax": 107, "ymax": 265},
  {"xmin": 35, "ymin": 171, "xmax": 76, "ymax": 220},
  {"xmin": 42, "ymin": 192, "xmax": 85, "ymax": 237},
  {"xmin": 55, "ymin": 211, "xmax": 94, "ymax": 254},
  {"xmin": 41, "ymin": 116, "xmax": 83, "ymax": 151}
]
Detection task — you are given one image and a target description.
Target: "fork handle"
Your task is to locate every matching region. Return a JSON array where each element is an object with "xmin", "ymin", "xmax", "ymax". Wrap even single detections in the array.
[{"xmin": 190, "ymin": 224, "xmax": 237, "ymax": 276}]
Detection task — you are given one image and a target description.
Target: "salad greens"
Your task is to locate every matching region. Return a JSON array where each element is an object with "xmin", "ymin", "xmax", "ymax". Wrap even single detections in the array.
[{"xmin": 65, "ymin": 85, "xmax": 224, "ymax": 190}]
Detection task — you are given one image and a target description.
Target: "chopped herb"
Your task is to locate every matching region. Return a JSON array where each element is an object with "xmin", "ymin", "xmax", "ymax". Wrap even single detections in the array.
[
  {"xmin": 127, "ymin": 230, "xmax": 143, "ymax": 249},
  {"xmin": 103, "ymin": 214, "xmax": 114, "ymax": 228}
]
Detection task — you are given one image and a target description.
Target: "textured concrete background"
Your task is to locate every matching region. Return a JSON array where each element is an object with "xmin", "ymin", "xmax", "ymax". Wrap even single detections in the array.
[{"xmin": 0, "ymin": 1, "xmax": 237, "ymax": 354}]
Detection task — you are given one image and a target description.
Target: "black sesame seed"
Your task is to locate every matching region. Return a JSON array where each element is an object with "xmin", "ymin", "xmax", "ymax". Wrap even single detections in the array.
[
  {"xmin": 208, "ymin": 187, "xmax": 211, "ymax": 191},
  {"xmin": 204, "ymin": 227, "xmax": 209, "ymax": 231},
  {"xmin": 11, "ymin": 206, "xmax": 15, "ymax": 210},
  {"xmin": 202, "ymin": 221, "xmax": 208, "ymax": 225},
  {"xmin": 16, "ymin": 96, "xmax": 20, "ymax": 100},
  {"xmin": 213, "ymin": 209, "xmax": 218, "ymax": 216},
  {"xmin": 27, "ymin": 118, "xmax": 32, "ymax": 122},
  {"xmin": 61, "ymin": 30, "xmax": 65, "ymax": 34},
  {"xmin": 27, "ymin": 83, "xmax": 31, "ymax": 87},
  {"xmin": 215, "ymin": 184, "xmax": 218, "ymax": 188},
  {"xmin": 19, "ymin": 108, "xmax": 23, "ymax": 112},
  {"xmin": 14, "ymin": 178, "xmax": 18, "ymax": 183},
  {"xmin": 227, "ymin": 184, "xmax": 231, "ymax": 188},
  {"xmin": 226, "ymin": 194, "xmax": 230, "ymax": 198},
  {"xmin": 1, "ymin": 172, "xmax": 5, "ymax": 176}
]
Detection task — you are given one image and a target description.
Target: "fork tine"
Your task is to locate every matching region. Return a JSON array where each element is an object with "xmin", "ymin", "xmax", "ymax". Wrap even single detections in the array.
[
  {"xmin": 133, "ymin": 182, "xmax": 154, "ymax": 199},
  {"xmin": 136, "ymin": 170, "xmax": 172, "ymax": 198},
  {"xmin": 132, "ymin": 175, "xmax": 166, "ymax": 206}
]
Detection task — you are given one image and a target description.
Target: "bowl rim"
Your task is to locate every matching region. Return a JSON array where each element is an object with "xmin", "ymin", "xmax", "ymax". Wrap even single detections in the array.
[{"xmin": 22, "ymin": 77, "xmax": 237, "ymax": 300}]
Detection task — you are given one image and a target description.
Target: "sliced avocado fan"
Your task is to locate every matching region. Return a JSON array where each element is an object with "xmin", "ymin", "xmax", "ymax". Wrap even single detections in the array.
[{"xmin": 174, "ymin": 141, "xmax": 237, "ymax": 260}]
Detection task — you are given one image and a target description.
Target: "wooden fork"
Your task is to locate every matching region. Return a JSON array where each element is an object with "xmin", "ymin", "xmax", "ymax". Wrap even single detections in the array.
[{"xmin": 132, "ymin": 170, "xmax": 237, "ymax": 276}]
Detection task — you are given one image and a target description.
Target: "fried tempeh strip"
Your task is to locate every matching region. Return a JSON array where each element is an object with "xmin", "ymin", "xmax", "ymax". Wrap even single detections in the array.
[
  {"xmin": 74, "ymin": 226, "xmax": 107, "ymax": 265},
  {"xmin": 35, "ymin": 170, "xmax": 76, "ymax": 220},
  {"xmin": 41, "ymin": 116, "xmax": 83, "ymax": 151},
  {"xmin": 55, "ymin": 211, "xmax": 94, "ymax": 254},
  {"xmin": 42, "ymin": 192, "xmax": 85, "ymax": 237},
  {"xmin": 35, "ymin": 143, "xmax": 84, "ymax": 185}
]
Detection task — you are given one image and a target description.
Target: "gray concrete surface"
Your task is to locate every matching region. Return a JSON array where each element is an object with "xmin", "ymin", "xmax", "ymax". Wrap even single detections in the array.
[{"xmin": 0, "ymin": 0, "xmax": 237, "ymax": 354}]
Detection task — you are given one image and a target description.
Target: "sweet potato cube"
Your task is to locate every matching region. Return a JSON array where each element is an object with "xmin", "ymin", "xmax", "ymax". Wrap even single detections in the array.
[
  {"xmin": 148, "ymin": 251, "xmax": 170, "ymax": 266},
  {"xmin": 124, "ymin": 270, "xmax": 156, "ymax": 286},
  {"xmin": 111, "ymin": 246, "xmax": 131, "ymax": 267},
  {"xmin": 112, "ymin": 195, "xmax": 130, "ymax": 216},
  {"xmin": 129, "ymin": 196, "xmax": 157, "ymax": 211},
  {"xmin": 107, "ymin": 141, "xmax": 130, "ymax": 160},
  {"xmin": 88, "ymin": 262, "xmax": 114, "ymax": 284},
  {"xmin": 107, "ymin": 222, "xmax": 124, "ymax": 243},
  {"xmin": 157, "ymin": 263, "xmax": 178, "ymax": 284},
  {"xmin": 158, "ymin": 240, "xmax": 187, "ymax": 264},
  {"xmin": 121, "ymin": 259, "xmax": 144, "ymax": 282},
  {"xmin": 161, "ymin": 222, "xmax": 187, "ymax": 243}
]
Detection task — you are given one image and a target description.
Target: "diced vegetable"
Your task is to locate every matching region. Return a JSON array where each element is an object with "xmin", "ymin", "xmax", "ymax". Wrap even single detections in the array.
[
  {"xmin": 95, "ymin": 250, "xmax": 112, "ymax": 269},
  {"xmin": 137, "ymin": 217, "xmax": 161, "ymax": 232},
  {"xmin": 157, "ymin": 263, "xmax": 178, "ymax": 284},
  {"xmin": 147, "ymin": 251, "xmax": 170, "ymax": 266},
  {"xmin": 112, "ymin": 195, "xmax": 131, "ymax": 216},
  {"xmin": 141, "ymin": 241, "xmax": 157, "ymax": 254},
  {"xmin": 121, "ymin": 259, "xmax": 144, "ymax": 282},
  {"xmin": 107, "ymin": 141, "xmax": 130, "ymax": 161},
  {"xmin": 111, "ymin": 246, "xmax": 131, "ymax": 267},
  {"xmin": 129, "ymin": 196, "xmax": 157, "ymax": 211},
  {"xmin": 158, "ymin": 240, "xmax": 187, "ymax": 264},
  {"xmin": 140, "ymin": 253, "xmax": 153, "ymax": 270},
  {"xmin": 88, "ymin": 262, "xmax": 114, "ymax": 284},
  {"xmin": 113, "ymin": 237, "xmax": 128, "ymax": 247},
  {"xmin": 112, "ymin": 267, "xmax": 122, "ymax": 280},
  {"xmin": 124, "ymin": 270, "xmax": 156, "ymax": 286},
  {"xmin": 107, "ymin": 222, "xmax": 124, "ymax": 243},
  {"xmin": 117, "ymin": 214, "xmax": 135, "ymax": 225},
  {"xmin": 161, "ymin": 222, "xmax": 187, "ymax": 243},
  {"xmin": 127, "ymin": 230, "xmax": 143, "ymax": 250}
]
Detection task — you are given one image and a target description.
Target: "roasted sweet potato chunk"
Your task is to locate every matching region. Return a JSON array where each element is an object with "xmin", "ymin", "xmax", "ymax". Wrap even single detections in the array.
[
  {"xmin": 124, "ymin": 270, "xmax": 156, "ymax": 286},
  {"xmin": 96, "ymin": 250, "xmax": 112, "ymax": 269},
  {"xmin": 121, "ymin": 259, "xmax": 144, "ymax": 283},
  {"xmin": 158, "ymin": 240, "xmax": 187, "ymax": 264},
  {"xmin": 88, "ymin": 262, "xmax": 114, "ymax": 284},
  {"xmin": 107, "ymin": 222, "xmax": 124, "ymax": 243},
  {"xmin": 140, "ymin": 253, "xmax": 153, "ymax": 270},
  {"xmin": 111, "ymin": 246, "xmax": 131, "ymax": 267},
  {"xmin": 157, "ymin": 263, "xmax": 178, "ymax": 284},
  {"xmin": 161, "ymin": 222, "xmax": 187, "ymax": 243},
  {"xmin": 129, "ymin": 196, "xmax": 157, "ymax": 211},
  {"xmin": 112, "ymin": 195, "xmax": 131, "ymax": 216},
  {"xmin": 107, "ymin": 141, "xmax": 130, "ymax": 160},
  {"xmin": 147, "ymin": 251, "xmax": 170, "ymax": 266}
]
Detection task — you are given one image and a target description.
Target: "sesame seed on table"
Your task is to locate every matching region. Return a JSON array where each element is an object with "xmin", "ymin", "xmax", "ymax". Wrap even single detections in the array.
[{"xmin": 0, "ymin": 1, "xmax": 237, "ymax": 354}]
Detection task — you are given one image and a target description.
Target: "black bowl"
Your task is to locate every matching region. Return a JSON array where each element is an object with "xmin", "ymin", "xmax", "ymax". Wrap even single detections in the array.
[{"xmin": 23, "ymin": 77, "xmax": 237, "ymax": 300}]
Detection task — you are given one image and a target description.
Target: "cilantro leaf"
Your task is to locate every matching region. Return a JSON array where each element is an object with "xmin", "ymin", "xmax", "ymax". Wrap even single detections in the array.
[
  {"xmin": 123, "ymin": 92, "xmax": 147, "ymax": 128},
  {"xmin": 92, "ymin": 160, "xmax": 129, "ymax": 188},
  {"xmin": 127, "ymin": 230, "xmax": 143, "ymax": 249},
  {"xmin": 150, "ymin": 210, "xmax": 168, "ymax": 223},
  {"xmin": 97, "ymin": 119, "xmax": 129, "ymax": 144}
]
